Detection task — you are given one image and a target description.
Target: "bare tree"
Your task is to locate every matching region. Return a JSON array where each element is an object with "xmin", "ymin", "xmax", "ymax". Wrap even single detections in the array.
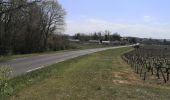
[
  {"xmin": 41, "ymin": 1, "xmax": 66, "ymax": 50},
  {"xmin": 0, "ymin": 0, "xmax": 42, "ymax": 15},
  {"xmin": 0, "ymin": 0, "xmax": 67, "ymax": 55}
]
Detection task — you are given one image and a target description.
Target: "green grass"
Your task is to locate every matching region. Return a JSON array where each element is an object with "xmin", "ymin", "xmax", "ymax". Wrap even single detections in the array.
[
  {"xmin": 0, "ymin": 50, "xmax": 74, "ymax": 62},
  {"xmin": 70, "ymin": 42, "xmax": 110, "ymax": 49},
  {"xmin": 3, "ymin": 47, "xmax": 170, "ymax": 100},
  {"xmin": 0, "ymin": 43, "xmax": 110, "ymax": 62},
  {"xmin": 0, "ymin": 49, "xmax": 76, "ymax": 62}
]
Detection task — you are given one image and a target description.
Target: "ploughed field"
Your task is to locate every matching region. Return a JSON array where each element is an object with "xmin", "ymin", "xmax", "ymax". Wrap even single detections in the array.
[{"xmin": 123, "ymin": 45, "xmax": 170, "ymax": 84}]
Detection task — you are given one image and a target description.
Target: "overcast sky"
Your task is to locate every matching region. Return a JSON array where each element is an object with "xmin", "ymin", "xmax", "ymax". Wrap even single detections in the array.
[{"xmin": 58, "ymin": 0, "xmax": 170, "ymax": 39}]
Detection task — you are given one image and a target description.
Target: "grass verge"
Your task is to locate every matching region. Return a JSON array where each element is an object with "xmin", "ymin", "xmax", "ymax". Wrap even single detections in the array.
[
  {"xmin": 0, "ymin": 50, "xmax": 73, "ymax": 62},
  {"xmin": 0, "ymin": 43, "xmax": 110, "ymax": 62},
  {"xmin": 3, "ymin": 47, "xmax": 170, "ymax": 100}
]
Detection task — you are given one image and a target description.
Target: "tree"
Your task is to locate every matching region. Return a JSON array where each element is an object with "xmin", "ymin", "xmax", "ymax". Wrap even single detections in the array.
[
  {"xmin": 111, "ymin": 33, "xmax": 121, "ymax": 41},
  {"xmin": 103, "ymin": 30, "xmax": 111, "ymax": 41},
  {"xmin": 0, "ymin": 0, "xmax": 41, "ymax": 16},
  {"xmin": 0, "ymin": 0, "xmax": 67, "ymax": 55},
  {"xmin": 129, "ymin": 38, "xmax": 137, "ymax": 44},
  {"xmin": 74, "ymin": 33, "xmax": 81, "ymax": 40},
  {"xmin": 41, "ymin": 1, "xmax": 66, "ymax": 50},
  {"xmin": 92, "ymin": 32, "xmax": 99, "ymax": 40},
  {"xmin": 163, "ymin": 39, "xmax": 167, "ymax": 45}
]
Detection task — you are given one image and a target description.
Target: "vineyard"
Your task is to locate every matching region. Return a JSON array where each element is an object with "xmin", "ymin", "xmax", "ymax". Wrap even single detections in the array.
[{"xmin": 123, "ymin": 45, "xmax": 170, "ymax": 83}]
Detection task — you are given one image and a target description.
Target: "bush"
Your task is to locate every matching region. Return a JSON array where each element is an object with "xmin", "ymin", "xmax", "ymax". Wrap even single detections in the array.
[{"xmin": 0, "ymin": 65, "xmax": 13, "ymax": 97}]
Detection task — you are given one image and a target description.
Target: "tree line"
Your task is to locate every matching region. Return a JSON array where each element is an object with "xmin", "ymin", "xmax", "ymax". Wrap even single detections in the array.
[
  {"xmin": 0, "ymin": 0, "xmax": 69, "ymax": 55},
  {"xmin": 73, "ymin": 30, "xmax": 121, "ymax": 42}
]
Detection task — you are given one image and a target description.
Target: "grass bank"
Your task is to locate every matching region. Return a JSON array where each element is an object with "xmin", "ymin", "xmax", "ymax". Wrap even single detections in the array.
[
  {"xmin": 4, "ymin": 47, "xmax": 170, "ymax": 100},
  {"xmin": 0, "ymin": 43, "xmax": 110, "ymax": 62},
  {"xmin": 0, "ymin": 49, "xmax": 75, "ymax": 62}
]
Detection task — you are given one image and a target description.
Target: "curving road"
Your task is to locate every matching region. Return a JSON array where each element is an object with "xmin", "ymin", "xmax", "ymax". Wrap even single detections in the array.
[{"xmin": 0, "ymin": 45, "xmax": 131, "ymax": 77}]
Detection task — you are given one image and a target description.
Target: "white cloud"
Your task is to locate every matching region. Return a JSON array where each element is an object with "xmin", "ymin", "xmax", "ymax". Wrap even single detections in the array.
[
  {"xmin": 65, "ymin": 18, "xmax": 170, "ymax": 39},
  {"xmin": 143, "ymin": 16, "xmax": 152, "ymax": 22}
]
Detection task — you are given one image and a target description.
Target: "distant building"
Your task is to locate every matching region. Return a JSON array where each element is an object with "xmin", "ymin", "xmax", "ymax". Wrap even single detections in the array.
[
  {"xmin": 69, "ymin": 39, "xmax": 80, "ymax": 42},
  {"xmin": 110, "ymin": 41, "xmax": 121, "ymax": 45},
  {"xmin": 102, "ymin": 41, "xmax": 111, "ymax": 44},
  {"xmin": 89, "ymin": 40, "xmax": 100, "ymax": 44},
  {"xmin": 120, "ymin": 37, "xmax": 129, "ymax": 45}
]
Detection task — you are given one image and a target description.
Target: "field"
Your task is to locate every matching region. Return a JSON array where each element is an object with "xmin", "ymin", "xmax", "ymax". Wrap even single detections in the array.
[{"xmin": 2, "ymin": 47, "xmax": 170, "ymax": 100}]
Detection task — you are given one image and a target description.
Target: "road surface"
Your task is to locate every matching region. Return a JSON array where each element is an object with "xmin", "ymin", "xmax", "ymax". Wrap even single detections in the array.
[{"xmin": 0, "ymin": 45, "xmax": 131, "ymax": 77}]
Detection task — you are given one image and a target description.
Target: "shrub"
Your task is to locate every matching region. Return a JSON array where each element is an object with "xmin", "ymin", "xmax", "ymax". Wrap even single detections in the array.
[{"xmin": 0, "ymin": 65, "xmax": 13, "ymax": 97}]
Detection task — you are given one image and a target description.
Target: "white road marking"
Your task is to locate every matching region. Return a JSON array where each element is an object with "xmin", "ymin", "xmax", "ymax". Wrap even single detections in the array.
[{"xmin": 26, "ymin": 66, "xmax": 44, "ymax": 73}]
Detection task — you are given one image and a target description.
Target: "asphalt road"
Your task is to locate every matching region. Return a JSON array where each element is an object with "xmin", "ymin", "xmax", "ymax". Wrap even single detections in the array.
[{"xmin": 0, "ymin": 45, "xmax": 131, "ymax": 77}]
